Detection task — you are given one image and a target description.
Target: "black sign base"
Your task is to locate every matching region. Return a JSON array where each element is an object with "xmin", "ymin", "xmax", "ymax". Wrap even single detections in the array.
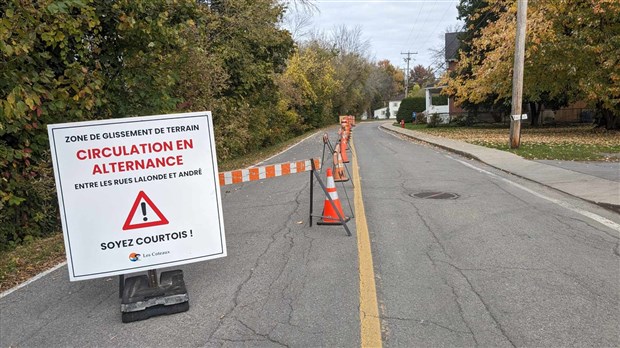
[{"xmin": 120, "ymin": 270, "xmax": 189, "ymax": 323}]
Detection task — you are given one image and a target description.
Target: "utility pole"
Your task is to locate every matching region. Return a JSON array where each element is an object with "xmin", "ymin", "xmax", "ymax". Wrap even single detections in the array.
[
  {"xmin": 401, "ymin": 51, "xmax": 417, "ymax": 97},
  {"xmin": 399, "ymin": 68, "xmax": 407, "ymax": 98},
  {"xmin": 509, "ymin": 0, "xmax": 528, "ymax": 149}
]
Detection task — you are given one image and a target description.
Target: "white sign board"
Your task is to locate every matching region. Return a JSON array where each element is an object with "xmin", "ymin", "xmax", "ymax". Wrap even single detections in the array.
[
  {"xmin": 511, "ymin": 114, "xmax": 528, "ymax": 121},
  {"xmin": 48, "ymin": 112, "xmax": 226, "ymax": 281}
]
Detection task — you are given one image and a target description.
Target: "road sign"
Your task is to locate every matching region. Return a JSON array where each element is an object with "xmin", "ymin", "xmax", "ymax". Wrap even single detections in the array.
[{"xmin": 48, "ymin": 112, "xmax": 226, "ymax": 281}]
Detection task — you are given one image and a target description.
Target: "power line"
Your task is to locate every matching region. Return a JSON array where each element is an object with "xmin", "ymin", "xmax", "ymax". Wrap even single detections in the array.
[
  {"xmin": 418, "ymin": 0, "xmax": 458, "ymax": 54},
  {"xmin": 403, "ymin": 1, "xmax": 426, "ymax": 50},
  {"xmin": 409, "ymin": 0, "xmax": 438, "ymax": 49}
]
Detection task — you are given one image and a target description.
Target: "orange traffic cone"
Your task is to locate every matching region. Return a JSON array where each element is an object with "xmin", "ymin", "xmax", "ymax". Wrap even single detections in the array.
[
  {"xmin": 317, "ymin": 168, "xmax": 350, "ymax": 225},
  {"xmin": 339, "ymin": 137, "xmax": 349, "ymax": 163},
  {"xmin": 333, "ymin": 150, "xmax": 349, "ymax": 182}
]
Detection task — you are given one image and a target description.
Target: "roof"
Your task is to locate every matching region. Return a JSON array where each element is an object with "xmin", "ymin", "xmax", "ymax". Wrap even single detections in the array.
[
  {"xmin": 445, "ymin": 32, "xmax": 461, "ymax": 62},
  {"xmin": 425, "ymin": 85, "xmax": 447, "ymax": 92}
]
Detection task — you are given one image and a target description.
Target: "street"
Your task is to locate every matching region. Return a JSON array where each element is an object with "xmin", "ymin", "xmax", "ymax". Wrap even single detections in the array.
[
  {"xmin": 1, "ymin": 122, "xmax": 618, "ymax": 347},
  {"xmin": 357, "ymin": 123, "xmax": 618, "ymax": 347}
]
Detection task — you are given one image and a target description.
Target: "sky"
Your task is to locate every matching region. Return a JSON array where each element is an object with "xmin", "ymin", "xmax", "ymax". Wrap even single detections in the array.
[{"xmin": 285, "ymin": 0, "xmax": 464, "ymax": 73}]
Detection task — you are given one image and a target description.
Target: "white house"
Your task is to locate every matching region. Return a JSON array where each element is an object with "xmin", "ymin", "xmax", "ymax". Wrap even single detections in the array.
[
  {"xmin": 373, "ymin": 107, "xmax": 388, "ymax": 119},
  {"xmin": 373, "ymin": 100, "xmax": 402, "ymax": 119},
  {"xmin": 388, "ymin": 100, "xmax": 401, "ymax": 119},
  {"xmin": 425, "ymin": 86, "xmax": 450, "ymax": 124}
]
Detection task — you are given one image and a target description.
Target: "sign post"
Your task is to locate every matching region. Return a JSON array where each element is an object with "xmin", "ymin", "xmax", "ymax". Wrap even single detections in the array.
[{"xmin": 48, "ymin": 111, "xmax": 226, "ymax": 322}]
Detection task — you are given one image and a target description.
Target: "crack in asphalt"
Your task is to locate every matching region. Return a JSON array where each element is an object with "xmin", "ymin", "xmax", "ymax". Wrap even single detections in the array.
[
  {"xmin": 277, "ymin": 182, "xmax": 323, "ymax": 327},
  {"xmin": 562, "ymin": 215, "xmax": 620, "ymax": 241},
  {"xmin": 443, "ymin": 262, "xmax": 518, "ymax": 348},
  {"xmin": 424, "ymin": 245, "xmax": 519, "ymax": 347},
  {"xmin": 412, "ymin": 202, "xmax": 448, "ymax": 255},
  {"xmin": 425, "ymin": 251, "xmax": 479, "ymax": 346},
  {"xmin": 373, "ymin": 155, "xmax": 521, "ymax": 347},
  {"xmin": 238, "ymin": 318, "xmax": 289, "ymax": 348},
  {"xmin": 392, "ymin": 196, "xmax": 484, "ymax": 346},
  {"xmin": 207, "ymin": 181, "xmax": 315, "ymax": 345},
  {"xmin": 551, "ymin": 216, "xmax": 615, "ymax": 254},
  {"xmin": 556, "ymin": 269, "xmax": 608, "ymax": 300},
  {"xmin": 206, "ymin": 217, "xmax": 288, "ymax": 343}
]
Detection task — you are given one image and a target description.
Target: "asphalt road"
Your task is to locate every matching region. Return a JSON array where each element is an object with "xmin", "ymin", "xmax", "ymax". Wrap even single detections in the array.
[
  {"xmin": 356, "ymin": 123, "xmax": 619, "ymax": 347},
  {"xmin": 1, "ymin": 122, "xmax": 619, "ymax": 347},
  {"xmin": 1, "ymin": 127, "xmax": 360, "ymax": 347}
]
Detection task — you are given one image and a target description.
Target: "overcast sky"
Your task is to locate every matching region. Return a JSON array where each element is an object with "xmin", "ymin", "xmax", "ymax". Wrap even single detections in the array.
[{"xmin": 285, "ymin": 0, "xmax": 464, "ymax": 73}]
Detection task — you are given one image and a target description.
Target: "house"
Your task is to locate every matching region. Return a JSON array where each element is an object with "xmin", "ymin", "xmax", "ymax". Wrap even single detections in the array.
[
  {"xmin": 425, "ymin": 86, "xmax": 450, "ymax": 123},
  {"xmin": 388, "ymin": 100, "xmax": 401, "ymax": 118},
  {"xmin": 373, "ymin": 107, "xmax": 388, "ymax": 119},
  {"xmin": 444, "ymin": 32, "xmax": 466, "ymax": 116},
  {"xmin": 373, "ymin": 100, "xmax": 402, "ymax": 119},
  {"xmin": 416, "ymin": 33, "xmax": 461, "ymax": 124}
]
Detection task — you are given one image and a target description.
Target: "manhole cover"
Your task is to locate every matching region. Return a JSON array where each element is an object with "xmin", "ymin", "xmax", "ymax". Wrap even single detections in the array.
[{"xmin": 410, "ymin": 192, "xmax": 459, "ymax": 200}]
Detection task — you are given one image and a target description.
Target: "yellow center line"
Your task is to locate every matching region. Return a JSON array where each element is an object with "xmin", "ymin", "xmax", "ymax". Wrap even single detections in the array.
[{"xmin": 350, "ymin": 138, "xmax": 382, "ymax": 348}]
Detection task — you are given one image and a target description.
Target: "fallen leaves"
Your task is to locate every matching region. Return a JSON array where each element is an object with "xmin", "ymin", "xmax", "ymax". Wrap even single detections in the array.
[{"xmin": 419, "ymin": 125, "xmax": 620, "ymax": 161}]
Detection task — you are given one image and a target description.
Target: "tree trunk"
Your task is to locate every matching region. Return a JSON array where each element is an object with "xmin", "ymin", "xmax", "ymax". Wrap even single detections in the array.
[
  {"xmin": 594, "ymin": 102, "xmax": 619, "ymax": 130},
  {"xmin": 602, "ymin": 109, "xmax": 619, "ymax": 130},
  {"xmin": 528, "ymin": 102, "xmax": 541, "ymax": 126}
]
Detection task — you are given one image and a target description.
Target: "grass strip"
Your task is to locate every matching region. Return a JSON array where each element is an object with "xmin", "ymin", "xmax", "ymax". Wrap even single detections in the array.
[
  {"xmin": 0, "ymin": 234, "xmax": 66, "ymax": 293},
  {"xmin": 404, "ymin": 123, "xmax": 620, "ymax": 162}
]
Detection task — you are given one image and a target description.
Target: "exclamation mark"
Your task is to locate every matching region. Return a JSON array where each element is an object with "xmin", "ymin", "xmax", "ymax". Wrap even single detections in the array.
[{"xmin": 141, "ymin": 202, "xmax": 148, "ymax": 221}]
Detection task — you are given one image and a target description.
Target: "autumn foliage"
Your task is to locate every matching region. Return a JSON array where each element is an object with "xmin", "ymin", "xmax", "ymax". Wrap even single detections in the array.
[
  {"xmin": 0, "ymin": 0, "xmax": 407, "ymax": 248},
  {"xmin": 444, "ymin": 0, "xmax": 620, "ymax": 129}
]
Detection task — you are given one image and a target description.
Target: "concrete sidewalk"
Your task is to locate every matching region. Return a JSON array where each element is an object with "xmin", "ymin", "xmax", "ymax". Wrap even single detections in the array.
[{"xmin": 382, "ymin": 123, "xmax": 620, "ymax": 212}]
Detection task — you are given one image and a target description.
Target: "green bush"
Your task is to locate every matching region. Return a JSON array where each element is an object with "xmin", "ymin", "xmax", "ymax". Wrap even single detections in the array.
[
  {"xmin": 452, "ymin": 114, "xmax": 476, "ymax": 126},
  {"xmin": 1, "ymin": 0, "xmax": 105, "ymax": 249},
  {"xmin": 396, "ymin": 97, "xmax": 426, "ymax": 122},
  {"xmin": 427, "ymin": 113, "xmax": 441, "ymax": 128}
]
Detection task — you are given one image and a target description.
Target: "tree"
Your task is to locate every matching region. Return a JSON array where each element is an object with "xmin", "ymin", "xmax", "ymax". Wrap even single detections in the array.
[
  {"xmin": 368, "ymin": 59, "xmax": 404, "ymax": 112},
  {"xmin": 276, "ymin": 42, "xmax": 339, "ymax": 129},
  {"xmin": 546, "ymin": 1, "xmax": 620, "ymax": 129},
  {"xmin": 92, "ymin": 0, "xmax": 201, "ymax": 118},
  {"xmin": 377, "ymin": 60, "xmax": 405, "ymax": 98},
  {"xmin": 409, "ymin": 64, "xmax": 437, "ymax": 88},
  {"xmin": 307, "ymin": 25, "xmax": 374, "ymax": 117},
  {"xmin": 443, "ymin": 0, "xmax": 508, "ymax": 118},
  {"xmin": 0, "ymin": 0, "xmax": 298, "ymax": 247},
  {"xmin": 191, "ymin": 0, "xmax": 296, "ymax": 155},
  {"xmin": 444, "ymin": 0, "xmax": 620, "ymax": 129},
  {"xmin": 1, "ymin": 0, "xmax": 104, "ymax": 248},
  {"xmin": 365, "ymin": 65, "xmax": 394, "ymax": 116}
]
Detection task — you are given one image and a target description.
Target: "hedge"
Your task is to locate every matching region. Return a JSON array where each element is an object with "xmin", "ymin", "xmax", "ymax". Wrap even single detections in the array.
[{"xmin": 396, "ymin": 97, "xmax": 426, "ymax": 122}]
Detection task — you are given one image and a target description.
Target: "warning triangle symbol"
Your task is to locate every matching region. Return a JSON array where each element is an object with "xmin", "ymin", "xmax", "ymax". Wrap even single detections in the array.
[{"xmin": 122, "ymin": 191, "xmax": 169, "ymax": 231}]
